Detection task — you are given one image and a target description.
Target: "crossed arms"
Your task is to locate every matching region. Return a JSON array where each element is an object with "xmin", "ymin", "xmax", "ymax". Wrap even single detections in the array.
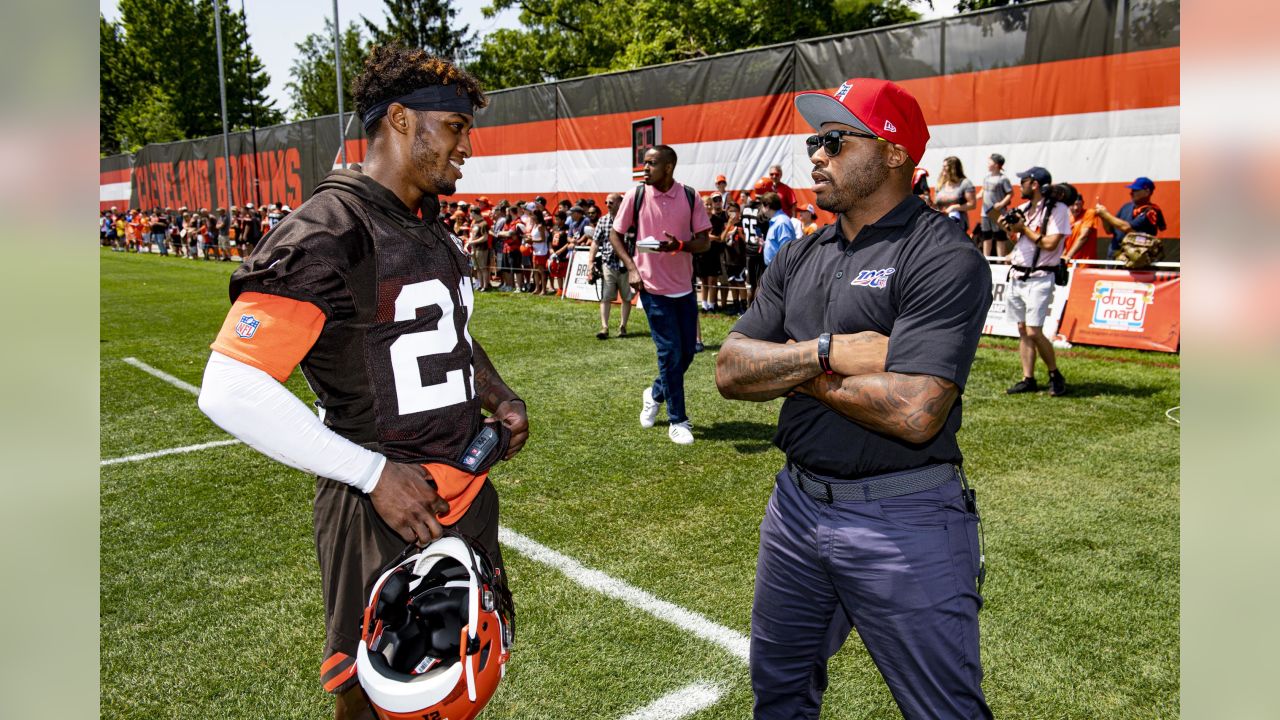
[{"xmin": 715, "ymin": 331, "xmax": 959, "ymax": 444}]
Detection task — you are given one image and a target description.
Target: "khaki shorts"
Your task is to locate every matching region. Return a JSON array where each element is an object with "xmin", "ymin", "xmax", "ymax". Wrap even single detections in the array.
[
  {"xmin": 313, "ymin": 476, "xmax": 502, "ymax": 695},
  {"xmin": 601, "ymin": 265, "xmax": 634, "ymax": 303},
  {"xmin": 1007, "ymin": 274, "xmax": 1055, "ymax": 327}
]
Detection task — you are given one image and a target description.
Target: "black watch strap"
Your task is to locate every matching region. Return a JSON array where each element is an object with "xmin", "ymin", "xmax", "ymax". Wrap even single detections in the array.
[{"xmin": 817, "ymin": 333, "xmax": 834, "ymax": 375}]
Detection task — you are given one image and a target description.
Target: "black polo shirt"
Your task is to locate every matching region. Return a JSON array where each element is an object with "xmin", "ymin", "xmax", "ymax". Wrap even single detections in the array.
[{"xmin": 732, "ymin": 195, "xmax": 991, "ymax": 478}]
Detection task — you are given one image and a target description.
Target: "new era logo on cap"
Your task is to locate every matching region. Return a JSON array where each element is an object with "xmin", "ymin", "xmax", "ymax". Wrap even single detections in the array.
[{"xmin": 884, "ymin": 120, "xmax": 897, "ymax": 133}]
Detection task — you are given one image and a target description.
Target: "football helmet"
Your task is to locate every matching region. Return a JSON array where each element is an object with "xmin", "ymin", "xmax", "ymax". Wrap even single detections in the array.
[{"xmin": 357, "ymin": 533, "xmax": 514, "ymax": 720}]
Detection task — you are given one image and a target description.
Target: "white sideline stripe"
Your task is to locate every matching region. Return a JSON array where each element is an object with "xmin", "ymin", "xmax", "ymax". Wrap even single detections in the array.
[
  {"xmin": 620, "ymin": 682, "xmax": 724, "ymax": 720},
  {"xmin": 101, "ymin": 439, "xmax": 241, "ymax": 466},
  {"xmin": 122, "ymin": 356, "xmax": 201, "ymax": 396},
  {"xmin": 499, "ymin": 526, "xmax": 751, "ymax": 663}
]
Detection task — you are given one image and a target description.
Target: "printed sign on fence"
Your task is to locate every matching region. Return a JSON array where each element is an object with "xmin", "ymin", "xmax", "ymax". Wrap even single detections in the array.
[
  {"xmin": 1059, "ymin": 267, "xmax": 1180, "ymax": 352},
  {"xmin": 982, "ymin": 264, "xmax": 1073, "ymax": 339},
  {"xmin": 563, "ymin": 248, "xmax": 601, "ymax": 302}
]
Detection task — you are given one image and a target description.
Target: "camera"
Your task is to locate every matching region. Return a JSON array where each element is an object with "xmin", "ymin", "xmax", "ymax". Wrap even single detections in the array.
[{"xmin": 998, "ymin": 207, "xmax": 1025, "ymax": 230}]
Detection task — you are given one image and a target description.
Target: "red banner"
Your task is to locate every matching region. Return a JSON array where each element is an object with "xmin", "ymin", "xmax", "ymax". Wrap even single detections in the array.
[{"xmin": 1059, "ymin": 267, "xmax": 1180, "ymax": 352}]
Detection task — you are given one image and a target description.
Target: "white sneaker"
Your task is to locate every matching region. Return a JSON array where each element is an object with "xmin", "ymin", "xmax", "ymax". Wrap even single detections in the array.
[
  {"xmin": 668, "ymin": 421, "xmax": 694, "ymax": 445},
  {"xmin": 640, "ymin": 387, "xmax": 660, "ymax": 428}
]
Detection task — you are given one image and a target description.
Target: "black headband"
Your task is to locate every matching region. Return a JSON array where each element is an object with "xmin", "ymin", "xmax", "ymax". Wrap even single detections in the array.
[{"xmin": 361, "ymin": 85, "xmax": 476, "ymax": 131}]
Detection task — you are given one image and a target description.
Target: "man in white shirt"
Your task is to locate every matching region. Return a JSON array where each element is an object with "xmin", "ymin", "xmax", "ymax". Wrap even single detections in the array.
[{"xmin": 1000, "ymin": 166, "xmax": 1068, "ymax": 396}]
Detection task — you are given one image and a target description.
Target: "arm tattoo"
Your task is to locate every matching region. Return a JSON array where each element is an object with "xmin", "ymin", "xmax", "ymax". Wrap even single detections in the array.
[
  {"xmin": 805, "ymin": 372, "xmax": 958, "ymax": 444},
  {"xmin": 715, "ymin": 332, "xmax": 820, "ymax": 402},
  {"xmin": 472, "ymin": 341, "xmax": 517, "ymax": 413}
]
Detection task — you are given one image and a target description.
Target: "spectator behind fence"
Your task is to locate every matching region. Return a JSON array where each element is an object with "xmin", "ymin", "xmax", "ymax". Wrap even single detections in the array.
[
  {"xmin": 720, "ymin": 202, "xmax": 748, "ymax": 315},
  {"xmin": 759, "ymin": 191, "xmax": 796, "ymax": 266},
  {"xmin": 588, "ymin": 192, "xmax": 632, "ymax": 339},
  {"xmin": 934, "ymin": 156, "xmax": 976, "ymax": 234},
  {"xmin": 742, "ymin": 177, "xmax": 771, "ymax": 306},
  {"xmin": 977, "ymin": 153, "xmax": 1013, "ymax": 257},
  {"xmin": 797, "ymin": 204, "xmax": 819, "ymax": 236},
  {"xmin": 548, "ymin": 210, "xmax": 571, "ymax": 295},
  {"xmin": 911, "ymin": 165, "xmax": 931, "ymax": 206},
  {"xmin": 1063, "ymin": 187, "xmax": 1100, "ymax": 261},
  {"xmin": 1095, "ymin": 176, "xmax": 1167, "ymax": 258},
  {"xmin": 696, "ymin": 194, "xmax": 727, "ymax": 312},
  {"xmin": 468, "ymin": 206, "xmax": 491, "ymax": 291},
  {"xmin": 1001, "ymin": 166, "xmax": 1069, "ymax": 397},
  {"xmin": 767, "ymin": 164, "xmax": 797, "ymax": 217}
]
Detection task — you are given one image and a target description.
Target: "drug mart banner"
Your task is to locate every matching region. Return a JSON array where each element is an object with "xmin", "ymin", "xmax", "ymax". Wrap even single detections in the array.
[
  {"xmin": 983, "ymin": 264, "xmax": 1072, "ymax": 339},
  {"xmin": 1058, "ymin": 267, "xmax": 1180, "ymax": 352}
]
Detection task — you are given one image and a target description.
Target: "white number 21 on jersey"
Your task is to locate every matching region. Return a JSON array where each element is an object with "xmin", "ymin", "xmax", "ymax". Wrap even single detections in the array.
[{"xmin": 388, "ymin": 277, "xmax": 475, "ymax": 415}]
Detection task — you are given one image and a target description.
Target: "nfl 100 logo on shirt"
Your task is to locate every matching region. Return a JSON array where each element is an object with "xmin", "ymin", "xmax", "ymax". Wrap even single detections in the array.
[
  {"xmin": 850, "ymin": 267, "xmax": 896, "ymax": 289},
  {"xmin": 1089, "ymin": 280, "xmax": 1155, "ymax": 331},
  {"xmin": 235, "ymin": 314, "xmax": 260, "ymax": 339}
]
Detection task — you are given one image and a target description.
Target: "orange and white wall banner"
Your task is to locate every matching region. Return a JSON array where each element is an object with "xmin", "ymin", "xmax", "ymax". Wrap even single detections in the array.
[{"xmin": 1059, "ymin": 267, "xmax": 1181, "ymax": 352}]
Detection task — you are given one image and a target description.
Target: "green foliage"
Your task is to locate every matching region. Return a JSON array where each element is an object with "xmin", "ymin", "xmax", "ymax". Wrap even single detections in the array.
[
  {"xmin": 953, "ymin": 0, "xmax": 1030, "ymax": 13},
  {"xmin": 468, "ymin": 0, "xmax": 924, "ymax": 90},
  {"xmin": 100, "ymin": 0, "xmax": 282, "ymax": 153},
  {"xmin": 101, "ymin": 250, "xmax": 1179, "ymax": 719},
  {"xmin": 116, "ymin": 85, "xmax": 185, "ymax": 152},
  {"xmin": 285, "ymin": 19, "xmax": 369, "ymax": 121},
  {"xmin": 100, "ymin": 15, "xmax": 127, "ymax": 155},
  {"xmin": 362, "ymin": 0, "xmax": 472, "ymax": 62}
]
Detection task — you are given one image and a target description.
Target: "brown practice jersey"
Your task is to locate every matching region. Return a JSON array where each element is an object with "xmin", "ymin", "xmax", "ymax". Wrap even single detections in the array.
[{"xmin": 227, "ymin": 168, "xmax": 482, "ymax": 467}]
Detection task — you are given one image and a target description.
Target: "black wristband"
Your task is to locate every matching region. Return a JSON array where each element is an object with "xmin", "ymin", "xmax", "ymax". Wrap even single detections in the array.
[{"xmin": 817, "ymin": 333, "xmax": 834, "ymax": 375}]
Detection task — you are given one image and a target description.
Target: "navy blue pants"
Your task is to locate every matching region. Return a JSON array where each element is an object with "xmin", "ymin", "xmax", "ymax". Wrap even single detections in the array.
[
  {"xmin": 640, "ymin": 290, "xmax": 698, "ymax": 425},
  {"xmin": 751, "ymin": 465, "xmax": 991, "ymax": 720}
]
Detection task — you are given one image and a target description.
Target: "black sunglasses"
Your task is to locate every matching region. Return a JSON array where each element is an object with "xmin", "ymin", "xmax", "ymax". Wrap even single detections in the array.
[{"xmin": 805, "ymin": 129, "xmax": 881, "ymax": 157}]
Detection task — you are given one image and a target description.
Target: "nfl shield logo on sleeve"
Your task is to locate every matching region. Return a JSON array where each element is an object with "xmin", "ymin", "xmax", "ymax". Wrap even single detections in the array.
[{"xmin": 234, "ymin": 314, "xmax": 260, "ymax": 339}]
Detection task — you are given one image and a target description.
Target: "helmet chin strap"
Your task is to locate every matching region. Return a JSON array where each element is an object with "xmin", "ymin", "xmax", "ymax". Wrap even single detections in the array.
[{"xmin": 463, "ymin": 626, "xmax": 478, "ymax": 702}]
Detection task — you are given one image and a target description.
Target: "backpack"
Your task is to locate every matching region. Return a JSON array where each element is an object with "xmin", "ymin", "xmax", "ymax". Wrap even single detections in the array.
[
  {"xmin": 1115, "ymin": 232, "xmax": 1164, "ymax": 269},
  {"xmin": 624, "ymin": 183, "xmax": 698, "ymax": 252}
]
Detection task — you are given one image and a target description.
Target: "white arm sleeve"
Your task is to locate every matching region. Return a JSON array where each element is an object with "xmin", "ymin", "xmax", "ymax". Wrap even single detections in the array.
[{"xmin": 197, "ymin": 350, "xmax": 386, "ymax": 493}]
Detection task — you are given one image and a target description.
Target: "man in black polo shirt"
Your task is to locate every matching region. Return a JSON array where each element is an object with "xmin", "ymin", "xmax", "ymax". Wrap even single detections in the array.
[{"xmin": 716, "ymin": 78, "xmax": 993, "ymax": 720}]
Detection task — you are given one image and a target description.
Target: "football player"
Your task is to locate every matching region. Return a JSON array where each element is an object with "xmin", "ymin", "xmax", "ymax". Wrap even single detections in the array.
[{"xmin": 198, "ymin": 46, "xmax": 528, "ymax": 720}]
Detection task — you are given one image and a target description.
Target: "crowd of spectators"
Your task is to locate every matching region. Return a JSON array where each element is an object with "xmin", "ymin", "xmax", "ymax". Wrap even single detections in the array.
[
  {"xmin": 101, "ymin": 157, "xmax": 1167, "ymax": 320},
  {"xmin": 99, "ymin": 203, "xmax": 286, "ymax": 260}
]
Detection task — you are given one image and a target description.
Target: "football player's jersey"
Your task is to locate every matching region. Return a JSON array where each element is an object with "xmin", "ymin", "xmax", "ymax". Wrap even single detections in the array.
[{"xmin": 221, "ymin": 169, "xmax": 483, "ymax": 467}]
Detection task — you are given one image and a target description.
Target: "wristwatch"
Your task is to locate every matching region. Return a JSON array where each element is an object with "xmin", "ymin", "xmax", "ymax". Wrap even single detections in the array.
[{"xmin": 817, "ymin": 333, "xmax": 834, "ymax": 375}]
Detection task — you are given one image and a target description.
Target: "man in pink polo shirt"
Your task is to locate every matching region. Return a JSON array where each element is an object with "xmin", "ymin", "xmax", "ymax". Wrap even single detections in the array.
[{"xmin": 609, "ymin": 145, "xmax": 713, "ymax": 445}]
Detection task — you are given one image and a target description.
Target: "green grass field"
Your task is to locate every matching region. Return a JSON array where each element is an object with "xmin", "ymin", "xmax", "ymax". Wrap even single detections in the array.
[{"xmin": 100, "ymin": 249, "xmax": 1179, "ymax": 719}]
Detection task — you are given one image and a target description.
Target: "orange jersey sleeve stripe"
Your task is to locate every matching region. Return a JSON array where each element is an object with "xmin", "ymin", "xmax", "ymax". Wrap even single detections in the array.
[
  {"xmin": 423, "ymin": 463, "xmax": 489, "ymax": 526},
  {"xmin": 210, "ymin": 292, "xmax": 325, "ymax": 383}
]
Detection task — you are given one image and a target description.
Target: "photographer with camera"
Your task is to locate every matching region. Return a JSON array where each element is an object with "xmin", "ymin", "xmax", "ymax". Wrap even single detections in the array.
[
  {"xmin": 1000, "ymin": 166, "xmax": 1070, "ymax": 397},
  {"xmin": 587, "ymin": 192, "xmax": 633, "ymax": 339}
]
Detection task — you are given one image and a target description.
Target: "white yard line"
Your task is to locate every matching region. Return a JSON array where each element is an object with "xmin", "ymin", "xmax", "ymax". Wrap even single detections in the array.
[
  {"xmin": 619, "ymin": 682, "xmax": 724, "ymax": 720},
  {"xmin": 101, "ymin": 439, "xmax": 241, "ymax": 466},
  {"xmin": 122, "ymin": 357, "xmax": 201, "ymax": 395},
  {"xmin": 499, "ymin": 527, "xmax": 751, "ymax": 663},
  {"xmin": 113, "ymin": 356, "xmax": 744, "ymax": 715}
]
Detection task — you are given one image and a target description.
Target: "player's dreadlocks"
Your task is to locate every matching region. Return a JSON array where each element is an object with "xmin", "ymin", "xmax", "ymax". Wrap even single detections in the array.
[{"xmin": 353, "ymin": 45, "xmax": 487, "ymax": 139}]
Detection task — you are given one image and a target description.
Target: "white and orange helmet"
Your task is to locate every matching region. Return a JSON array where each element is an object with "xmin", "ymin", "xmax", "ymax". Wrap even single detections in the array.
[{"xmin": 357, "ymin": 534, "xmax": 514, "ymax": 720}]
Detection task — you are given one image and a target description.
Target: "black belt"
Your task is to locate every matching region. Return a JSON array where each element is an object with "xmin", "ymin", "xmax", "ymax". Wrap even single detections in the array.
[{"xmin": 787, "ymin": 462, "xmax": 957, "ymax": 503}]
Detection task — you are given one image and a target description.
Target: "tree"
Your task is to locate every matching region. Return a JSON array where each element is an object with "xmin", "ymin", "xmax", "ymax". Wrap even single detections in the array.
[
  {"xmin": 467, "ymin": 0, "xmax": 924, "ymax": 91},
  {"xmin": 116, "ymin": 85, "xmax": 185, "ymax": 152},
  {"xmin": 100, "ymin": 15, "xmax": 127, "ymax": 155},
  {"xmin": 286, "ymin": 19, "xmax": 369, "ymax": 120},
  {"xmin": 103, "ymin": 0, "xmax": 281, "ymax": 150},
  {"xmin": 362, "ymin": 0, "xmax": 472, "ymax": 63}
]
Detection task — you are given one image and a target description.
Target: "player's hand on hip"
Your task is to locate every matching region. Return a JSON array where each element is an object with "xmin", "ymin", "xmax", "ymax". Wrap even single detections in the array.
[
  {"xmin": 830, "ymin": 331, "xmax": 889, "ymax": 376},
  {"xmin": 369, "ymin": 461, "xmax": 450, "ymax": 545},
  {"xmin": 491, "ymin": 399, "xmax": 529, "ymax": 460}
]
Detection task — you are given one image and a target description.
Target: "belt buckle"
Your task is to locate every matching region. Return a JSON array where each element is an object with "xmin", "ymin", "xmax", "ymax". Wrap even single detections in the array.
[{"xmin": 819, "ymin": 478, "xmax": 833, "ymax": 504}]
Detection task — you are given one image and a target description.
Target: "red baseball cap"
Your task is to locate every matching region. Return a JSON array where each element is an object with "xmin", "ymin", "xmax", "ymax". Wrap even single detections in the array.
[
  {"xmin": 794, "ymin": 78, "xmax": 930, "ymax": 164},
  {"xmin": 715, "ymin": 173, "xmax": 727, "ymax": 182},
  {"xmin": 753, "ymin": 177, "xmax": 775, "ymax": 193}
]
